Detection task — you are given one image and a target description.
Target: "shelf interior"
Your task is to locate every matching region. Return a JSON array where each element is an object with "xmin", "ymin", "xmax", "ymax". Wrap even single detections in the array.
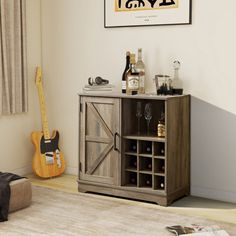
[{"xmin": 122, "ymin": 98, "xmax": 165, "ymax": 137}]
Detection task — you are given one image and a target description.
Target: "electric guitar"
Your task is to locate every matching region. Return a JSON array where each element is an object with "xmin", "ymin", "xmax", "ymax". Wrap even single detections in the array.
[{"xmin": 31, "ymin": 67, "xmax": 66, "ymax": 178}]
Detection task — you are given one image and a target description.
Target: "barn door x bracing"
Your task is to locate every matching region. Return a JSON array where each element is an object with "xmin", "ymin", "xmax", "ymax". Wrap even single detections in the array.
[{"xmin": 80, "ymin": 97, "xmax": 120, "ymax": 185}]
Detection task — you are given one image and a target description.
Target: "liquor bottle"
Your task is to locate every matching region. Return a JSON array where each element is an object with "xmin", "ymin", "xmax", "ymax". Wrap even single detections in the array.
[
  {"xmin": 157, "ymin": 112, "xmax": 165, "ymax": 138},
  {"xmin": 126, "ymin": 54, "xmax": 139, "ymax": 95},
  {"xmin": 172, "ymin": 60, "xmax": 183, "ymax": 95},
  {"xmin": 122, "ymin": 52, "xmax": 130, "ymax": 94},
  {"xmin": 136, "ymin": 48, "xmax": 145, "ymax": 94}
]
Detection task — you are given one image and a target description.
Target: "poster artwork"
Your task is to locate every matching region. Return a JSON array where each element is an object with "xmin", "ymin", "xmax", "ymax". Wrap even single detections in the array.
[{"xmin": 115, "ymin": 0, "xmax": 179, "ymax": 12}]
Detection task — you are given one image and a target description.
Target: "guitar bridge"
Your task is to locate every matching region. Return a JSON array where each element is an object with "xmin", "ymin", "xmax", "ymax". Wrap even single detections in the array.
[
  {"xmin": 45, "ymin": 152, "xmax": 54, "ymax": 165},
  {"xmin": 56, "ymin": 149, "xmax": 62, "ymax": 168}
]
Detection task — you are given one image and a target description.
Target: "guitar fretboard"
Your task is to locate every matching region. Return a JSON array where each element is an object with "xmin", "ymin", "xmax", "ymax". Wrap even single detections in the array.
[{"xmin": 37, "ymin": 82, "xmax": 50, "ymax": 140}]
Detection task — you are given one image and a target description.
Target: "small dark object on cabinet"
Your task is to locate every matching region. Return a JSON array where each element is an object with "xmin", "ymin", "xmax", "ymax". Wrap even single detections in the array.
[{"xmin": 88, "ymin": 76, "xmax": 109, "ymax": 86}]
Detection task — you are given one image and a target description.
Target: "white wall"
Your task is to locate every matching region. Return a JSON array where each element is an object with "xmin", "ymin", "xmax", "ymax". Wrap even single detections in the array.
[
  {"xmin": 41, "ymin": 0, "xmax": 236, "ymax": 202},
  {"xmin": 0, "ymin": 0, "xmax": 41, "ymax": 175}
]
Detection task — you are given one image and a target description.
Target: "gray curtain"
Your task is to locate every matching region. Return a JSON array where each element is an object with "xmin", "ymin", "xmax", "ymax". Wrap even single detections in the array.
[{"xmin": 0, "ymin": 0, "xmax": 28, "ymax": 115}]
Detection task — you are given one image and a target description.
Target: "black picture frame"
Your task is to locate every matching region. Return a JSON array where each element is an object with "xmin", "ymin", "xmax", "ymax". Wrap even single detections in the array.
[{"xmin": 104, "ymin": 0, "xmax": 192, "ymax": 28}]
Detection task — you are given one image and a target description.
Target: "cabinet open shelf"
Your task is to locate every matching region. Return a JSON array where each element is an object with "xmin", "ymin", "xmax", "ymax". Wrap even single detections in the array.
[
  {"xmin": 139, "ymin": 173, "xmax": 152, "ymax": 188},
  {"xmin": 126, "ymin": 169, "xmax": 137, "ymax": 173},
  {"xmin": 123, "ymin": 135, "xmax": 165, "ymax": 142},
  {"xmin": 154, "ymin": 176, "xmax": 165, "ymax": 191},
  {"xmin": 139, "ymin": 170, "xmax": 152, "ymax": 175},
  {"xmin": 154, "ymin": 156, "xmax": 165, "ymax": 159},
  {"xmin": 139, "ymin": 156, "xmax": 152, "ymax": 172},
  {"xmin": 124, "ymin": 152, "xmax": 137, "ymax": 156},
  {"xmin": 154, "ymin": 158, "xmax": 165, "ymax": 174},
  {"xmin": 154, "ymin": 173, "xmax": 165, "ymax": 177},
  {"xmin": 139, "ymin": 154, "xmax": 152, "ymax": 158},
  {"xmin": 125, "ymin": 155, "xmax": 137, "ymax": 171},
  {"xmin": 125, "ymin": 171, "xmax": 137, "ymax": 187},
  {"xmin": 124, "ymin": 139, "xmax": 137, "ymax": 153}
]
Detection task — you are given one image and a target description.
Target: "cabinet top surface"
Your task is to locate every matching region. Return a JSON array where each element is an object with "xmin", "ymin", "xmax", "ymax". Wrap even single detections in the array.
[{"xmin": 78, "ymin": 92, "xmax": 190, "ymax": 100}]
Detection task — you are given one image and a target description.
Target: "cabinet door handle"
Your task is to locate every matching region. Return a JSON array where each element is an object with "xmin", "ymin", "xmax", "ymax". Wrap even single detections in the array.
[{"xmin": 114, "ymin": 132, "xmax": 119, "ymax": 151}]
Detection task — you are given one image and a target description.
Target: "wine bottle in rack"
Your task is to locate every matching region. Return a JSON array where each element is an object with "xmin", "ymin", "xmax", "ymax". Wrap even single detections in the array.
[
  {"xmin": 130, "ymin": 177, "xmax": 136, "ymax": 184},
  {"xmin": 132, "ymin": 144, "xmax": 137, "ymax": 152},
  {"xmin": 147, "ymin": 163, "xmax": 152, "ymax": 170},
  {"xmin": 161, "ymin": 149, "xmax": 165, "ymax": 155},
  {"xmin": 122, "ymin": 51, "xmax": 130, "ymax": 94},
  {"xmin": 161, "ymin": 165, "xmax": 165, "ymax": 172},
  {"xmin": 146, "ymin": 179, "xmax": 152, "ymax": 186},
  {"xmin": 146, "ymin": 146, "xmax": 152, "ymax": 153},
  {"xmin": 160, "ymin": 183, "xmax": 165, "ymax": 189}
]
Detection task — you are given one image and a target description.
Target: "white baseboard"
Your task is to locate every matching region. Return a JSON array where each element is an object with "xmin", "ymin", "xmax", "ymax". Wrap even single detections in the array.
[
  {"xmin": 65, "ymin": 166, "xmax": 78, "ymax": 175},
  {"xmin": 191, "ymin": 185, "xmax": 236, "ymax": 204},
  {"xmin": 9, "ymin": 165, "xmax": 33, "ymax": 176},
  {"xmin": 7, "ymin": 165, "xmax": 77, "ymax": 176}
]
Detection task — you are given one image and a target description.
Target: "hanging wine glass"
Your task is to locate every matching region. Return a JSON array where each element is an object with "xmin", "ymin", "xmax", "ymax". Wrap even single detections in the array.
[
  {"xmin": 136, "ymin": 101, "xmax": 142, "ymax": 135},
  {"xmin": 144, "ymin": 103, "xmax": 152, "ymax": 135}
]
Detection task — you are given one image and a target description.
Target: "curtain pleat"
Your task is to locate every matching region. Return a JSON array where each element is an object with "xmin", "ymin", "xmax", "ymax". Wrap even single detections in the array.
[{"xmin": 0, "ymin": 0, "xmax": 28, "ymax": 115}]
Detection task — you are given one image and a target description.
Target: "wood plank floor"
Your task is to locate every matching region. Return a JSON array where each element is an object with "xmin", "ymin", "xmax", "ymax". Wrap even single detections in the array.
[{"xmin": 28, "ymin": 174, "xmax": 236, "ymax": 225}]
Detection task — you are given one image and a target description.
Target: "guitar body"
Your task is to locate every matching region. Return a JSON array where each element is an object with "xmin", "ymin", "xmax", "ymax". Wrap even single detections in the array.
[{"xmin": 32, "ymin": 130, "xmax": 66, "ymax": 178}]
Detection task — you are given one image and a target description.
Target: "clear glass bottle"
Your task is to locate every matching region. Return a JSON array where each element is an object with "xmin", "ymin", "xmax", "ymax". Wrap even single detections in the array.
[
  {"xmin": 172, "ymin": 60, "xmax": 183, "ymax": 95},
  {"xmin": 136, "ymin": 48, "xmax": 145, "ymax": 94},
  {"xmin": 126, "ymin": 54, "xmax": 139, "ymax": 95}
]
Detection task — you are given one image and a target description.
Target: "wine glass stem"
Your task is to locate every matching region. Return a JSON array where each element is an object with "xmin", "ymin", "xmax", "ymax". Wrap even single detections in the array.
[
  {"xmin": 138, "ymin": 118, "xmax": 140, "ymax": 135},
  {"xmin": 147, "ymin": 120, "xmax": 150, "ymax": 135}
]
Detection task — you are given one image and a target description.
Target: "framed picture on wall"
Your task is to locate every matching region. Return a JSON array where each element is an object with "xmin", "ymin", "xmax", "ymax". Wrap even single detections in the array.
[{"xmin": 104, "ymin": 0, "xmax": 192, "ymax": 28}]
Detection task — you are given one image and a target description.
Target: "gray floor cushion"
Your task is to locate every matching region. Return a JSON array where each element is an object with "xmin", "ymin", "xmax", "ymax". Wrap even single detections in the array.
[{"xmin": 9, "ymin": 178, "xmax": 32, "ymax": 213}]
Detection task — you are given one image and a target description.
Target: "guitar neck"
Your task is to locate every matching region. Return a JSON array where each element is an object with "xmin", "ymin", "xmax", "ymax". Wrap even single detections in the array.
[{"xmin": 37, "ymin": 83, "xmax": 50, "ymax": 140}]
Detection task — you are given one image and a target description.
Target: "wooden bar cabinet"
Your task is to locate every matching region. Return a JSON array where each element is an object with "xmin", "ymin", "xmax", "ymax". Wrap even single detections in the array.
[{"xmin": 78, "ymin": 93, "xmax": 190, "ymax": 206}]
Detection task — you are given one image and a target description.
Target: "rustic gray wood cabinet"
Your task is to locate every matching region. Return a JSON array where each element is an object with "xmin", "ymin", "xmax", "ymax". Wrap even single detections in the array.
[{"xmin": 78, "ymin": 93, "xmax": 190, "ymax": 206}]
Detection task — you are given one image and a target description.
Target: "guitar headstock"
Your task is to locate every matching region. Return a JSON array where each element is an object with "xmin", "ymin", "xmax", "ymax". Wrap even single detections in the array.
[{"xmin": 35, "ymin": 66, "xmax": 42, "ymax": 86}]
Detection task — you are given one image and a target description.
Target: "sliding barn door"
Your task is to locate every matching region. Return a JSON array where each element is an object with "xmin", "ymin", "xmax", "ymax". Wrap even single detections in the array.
[{"xmin": 79, "ymin": 96, "xmax": 120, "ymax": 185}]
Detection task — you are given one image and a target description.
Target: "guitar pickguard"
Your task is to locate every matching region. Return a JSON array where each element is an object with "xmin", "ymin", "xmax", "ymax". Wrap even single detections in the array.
[
  {"xmin": 40, "ymin": 131, "xmax": 59, "ymax": 154},
  {"xmin": 40, "ymin": 131, "xmax": 62, "ymax": 167}
]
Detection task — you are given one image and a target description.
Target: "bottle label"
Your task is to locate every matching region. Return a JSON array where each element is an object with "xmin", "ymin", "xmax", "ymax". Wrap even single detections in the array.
[
  {"xmin": 122, "ymin": 81, "xmax": 126, "ymax": 90},
  {"xmin": 158, "ymin": 123, "xmax": 165, "ymax": 137},
  {"xmin": 139, "ymin": 75, "xmax": 145, "ymax": 87},
  {"xmin": 128, "ymin": 76, "xmax": 139, "ymax": 90}
]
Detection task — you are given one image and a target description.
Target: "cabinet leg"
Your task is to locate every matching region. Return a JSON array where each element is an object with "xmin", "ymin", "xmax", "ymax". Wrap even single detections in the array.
[
  {"xmin": 78, "ymin": 187, "xmax": 87, "ymax": 193},
  {"xmin": 157, "ymin": 199, "xmax": 168, "ymax": 207}
]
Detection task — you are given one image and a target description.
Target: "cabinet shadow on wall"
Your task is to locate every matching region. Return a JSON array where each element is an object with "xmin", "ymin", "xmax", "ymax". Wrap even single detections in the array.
[{"xmin": 191, "ymin": 96, "xmax": 236, "ymax": 205}]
